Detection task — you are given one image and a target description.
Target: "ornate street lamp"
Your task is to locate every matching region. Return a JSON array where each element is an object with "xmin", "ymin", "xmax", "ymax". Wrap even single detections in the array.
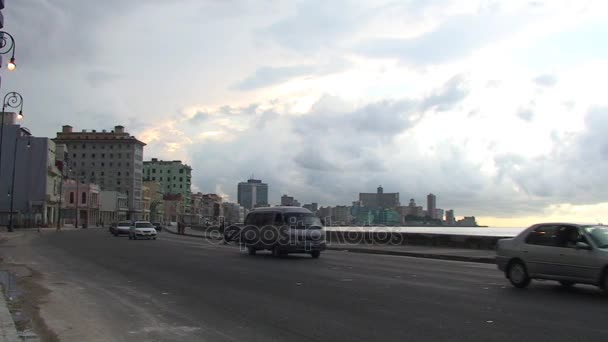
[
  {"xmin": 0, "ymin": 31, "xmax": 17, "ymax": 71},
  {"xmin": 0, "ymin": 91, "xmax": 24, "ymax": 180}
]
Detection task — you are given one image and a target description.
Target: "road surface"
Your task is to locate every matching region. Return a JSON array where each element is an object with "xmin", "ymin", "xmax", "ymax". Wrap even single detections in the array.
[{"xmin": 2, "ymin": 229, "xmax": 607, "ymax": 341}]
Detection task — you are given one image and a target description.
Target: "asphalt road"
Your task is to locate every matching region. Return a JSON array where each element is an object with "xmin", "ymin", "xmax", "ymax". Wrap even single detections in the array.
[{"xmin": 5, "ymin": 228, "xmax": 608, "ymax": 342}]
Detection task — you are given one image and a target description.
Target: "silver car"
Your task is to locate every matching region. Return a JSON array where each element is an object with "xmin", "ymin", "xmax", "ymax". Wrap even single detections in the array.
[
  {"xmin": 497, "ymin": 223, "xmax": 608, "ymax": 291},
  {"xmin": 129, "ymin": 221, "xmax": 158, "ymax": 240}
]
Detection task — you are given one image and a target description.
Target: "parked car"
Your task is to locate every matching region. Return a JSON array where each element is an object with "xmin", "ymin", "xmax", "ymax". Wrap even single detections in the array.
[
  {"xmin": 238, "ymin": 207, "xmax": 326, "ymax": 258},
  {"xmin": 152, "ymin": 222, "xmax": 163, "ymax": 232},
  {"xmin": 497, "ymin": 223, "xmax": 608, "ymax": 291},
  {"xmin": 111, "ymin": 221, "xmax": 133, "ymax": 236},
  {"xmin": 129, "ymin": 221, "xmax": 157, "ymax": 240}
]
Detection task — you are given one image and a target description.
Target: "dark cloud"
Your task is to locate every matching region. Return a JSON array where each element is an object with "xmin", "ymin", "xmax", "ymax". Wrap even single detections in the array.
[
  {"xmin": 533, "ymin": 74, "xmax": 558, "ymax": 87},
  {"xmin": 420, "ymin": 74, "xmax": 469, "ymax": 112}
]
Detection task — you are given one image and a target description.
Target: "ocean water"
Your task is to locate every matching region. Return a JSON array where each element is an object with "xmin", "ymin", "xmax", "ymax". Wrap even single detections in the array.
[{"xmin": 324, "ymin": 226, "xmax": 526, "ymax": 237}]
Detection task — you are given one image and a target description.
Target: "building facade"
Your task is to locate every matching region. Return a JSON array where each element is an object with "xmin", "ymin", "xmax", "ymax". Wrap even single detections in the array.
[
  {"xmin": 143, "ymin": 180, "xmax": 164, "ymax": 223},
  {"xmin": 53, "ymin": 125, "xmax": 145, "ymax": 219},
  {"xmin": 222, "ymin": 202, "xmax": 245, "ymax": 224},
  {"xmin": 280, "ymin": 194, "xmax": 300, "ymax": 207},
  {"xmin": 427, "ymin": 193, "xmax": 437, "ymax": 219},
  {"xmin": 237, "ymin": 178, "xmax": 268, "ymax": 210},
  {"xmin": 359, "ymin": 186, "xmax": 400, "ymax": 209},
  {"xmin": 202, "ymin": 194, "xmax": 223, "ymax": 224},
  {"xmin": 142, "ymin": 158, "xmax": 192, "ymax": 212},
  {"xmin": 0, "ymin": 124, "xmax": 62, "ymax": 227},
  {"xmin": 99, "ymin": 190, "xmax": 128, "ymax": 225},
  {"xmin": 62, "ymin": 180, "xmax": 100, "ymax": 228},
  {"xmin": 303, "ymin": 202, "xmax": 318, "ymax": 213},
  {"xmin": 445, "ymin": 209, "xmax": 456, "ymax": 225}
]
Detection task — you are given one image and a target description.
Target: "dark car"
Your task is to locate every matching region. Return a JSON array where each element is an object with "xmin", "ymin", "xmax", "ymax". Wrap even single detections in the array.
[
  {"xmin": 236, "ymin": 207, "xmax": 326, "ymax": 258},
  {"xmin": 152, "ymin": 222, "xmax": 163, "ymax": 232}
]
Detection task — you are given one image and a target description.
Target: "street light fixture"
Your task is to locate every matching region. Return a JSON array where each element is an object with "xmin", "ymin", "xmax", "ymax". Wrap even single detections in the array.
[
  {"xmin": 0, "ymin": 31, "xmax": 17, "ymax": 71},
  {"xmin": 0, "ymin": 91, "xmax": 24, "ymax": 180}
]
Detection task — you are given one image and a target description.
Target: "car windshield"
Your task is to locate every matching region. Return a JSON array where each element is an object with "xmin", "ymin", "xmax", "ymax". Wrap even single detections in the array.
[
  {"xmin": 583, "ymin": 226, "xmax": 608, "ymax": 248},
  {"xmin": 283, "ymin": 213, "xmax": 323, "ymax": 228},
  {"xmin": 135, "ymin": 222, "xmax": 155, "ymax": 228}
]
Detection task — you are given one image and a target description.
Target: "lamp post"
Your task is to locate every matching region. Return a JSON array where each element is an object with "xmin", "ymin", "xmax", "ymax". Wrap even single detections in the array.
[
  {"xmin": 8, "ymin": 129, "xmax": 30, "ymax": 232},
  {"xmin": 0, "ymin": 91, "xmax": 23, "ymax": 179},
  {"xmin": 0, "ymin": 31, "xmax": 17, "ymax": 71}
]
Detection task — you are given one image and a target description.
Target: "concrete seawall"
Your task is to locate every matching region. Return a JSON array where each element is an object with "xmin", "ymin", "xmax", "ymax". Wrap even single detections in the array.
[{"xmin": 190, "ymin": 225, "xmax": 510, "ymax": 250}]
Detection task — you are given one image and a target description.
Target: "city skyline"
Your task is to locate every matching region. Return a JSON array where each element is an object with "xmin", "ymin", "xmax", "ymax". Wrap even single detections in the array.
[{"xmin": 3, "ymin": 2, "xmax": 608, "ymax": 227}]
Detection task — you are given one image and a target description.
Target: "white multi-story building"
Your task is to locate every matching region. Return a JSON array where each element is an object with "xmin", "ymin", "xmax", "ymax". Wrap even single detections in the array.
[{"xmin": 54, "ymin": 125, "xmax": 145, "ymax": 219}]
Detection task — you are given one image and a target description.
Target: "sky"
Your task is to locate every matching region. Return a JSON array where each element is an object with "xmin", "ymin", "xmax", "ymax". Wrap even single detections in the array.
[{"xmin": 3, "ymin": 0, "xmax": 608, "ymax": 227}]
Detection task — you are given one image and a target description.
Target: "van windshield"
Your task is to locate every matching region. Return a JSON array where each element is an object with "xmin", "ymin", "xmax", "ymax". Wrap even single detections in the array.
[{"xmin": 283, "ymin": 213, "xmax": 323, "ymax": 228}]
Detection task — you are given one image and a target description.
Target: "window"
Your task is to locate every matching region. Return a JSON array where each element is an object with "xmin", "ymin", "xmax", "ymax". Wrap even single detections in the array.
[
  {"xmin": 109, "ymin": 162, "xmax": 113, "ymax": 167},
  {"xmin": 126, "ymin": 172, "xmax": 130, "ymax": 176},
  {"xmin": 101, "ymin": 162, "xmax": 105, "ymax": 167},
  {"xmin": 180, "ymin": 169, "xmax": 184, "ymax": 174},
  {"xmin": 92, "ymin": 145, "xmax": 96, "ymax": 149},
  {"xmin": 69, "ymin": 192, "xmax": 74, "ymax": 204},
  {"xmin": 117, "ymin": 172, "xmax": 121, "ymax": 176},
  {"xmin": 118, "ymin": 153, "xmax": 122, "ymax": 158},
  {"xmin": 180, "ymin": 184, "xmax": 183, "ymax": 189},
  {"xmin": 101, "ymin": 172, "xmax": 104, "ymax": 176},
  {"xmin": 127, "ymin": 162, "xmax": 130, "ymax": 167},
  {"xmin": 159, "ymin": 177, "xmax": 162, "ymax": 181},
  {"xmin": 72, "ymin": 153, "xmax": 76, "ymax": 158},
  {"xmin": 525, "ymin": 225, "xmax": 562, "ymax": 247},
  {"xmin": 110, "ymin": 154, "xmax": 113, "ymax": 159},
  {"xmin": 168, "ymin": 170, "xmax": 171, "ymax": 174},
  {"xmin": 584, "ymin": 226, "xmax": 608, "ymax": 248},
  {"xmin": 173, "ymin": 184, "xmax": 176, "ymax": 188},
  {"xmin": 179, "ymin": 177, "xmax": 183, "ymax": 182},
  {"xmin": 92, "ymin": 154, "xmax": 96, "ymax": 158},
  {"xmin": 152, "ymin": 169, "xmax": 156, "ymax": 173},
  {"xmin": 91, "ymin": 162, "xmax": 95, "ymax": 167},
  {"xmin": 173, "ymin": 176, "xmax": 176, "ymax": 180},
  {"xmin": 118, "ymin": 162, "xmax": 121, "ymax": 167},
  {"xmin": 81, "ymin": 192, "xmax": 87, "ymax": 204},
  {"xmin": 102, "ymin": 154, "xmax": 105, "ymax": 158},
  {"xmin": 82, "ymin": 153, "xmax": 86, "ymax": 158},
  {"xmin": 117, "ymin": 180, "xmax": 121, "ymax": 185}
]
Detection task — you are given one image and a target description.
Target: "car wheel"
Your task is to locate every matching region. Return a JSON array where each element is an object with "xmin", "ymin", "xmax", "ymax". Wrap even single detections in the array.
[
  {"xmin": 311, "ymin": 251, "xmax": 321, "ymax": 259},
  {"xmin": 272, "ymin": 245, "xmax": 282, "ymax": 258},
  {"xmin": 559, "ymin": 281, "xmax": 575, "ymax": 288},
  {"xmin": 153, "ymin": 237, "xmax": 157, "ymax": 240},
  {"xmin": 247, "ymin": 246, "xmax": 256, "ymax": 256},
  {"xmin": 508, "ymin": 261, "xmax": 530, "ymax": 288}
]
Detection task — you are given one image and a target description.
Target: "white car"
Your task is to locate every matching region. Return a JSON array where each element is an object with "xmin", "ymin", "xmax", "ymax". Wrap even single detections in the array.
[
  {"xmin": 113, "ymin": 221, "xmax": 133, "ymax": 236},
  {"xmin": 129, "ymin": 221, "xmax": 158, "ymax": 240}
]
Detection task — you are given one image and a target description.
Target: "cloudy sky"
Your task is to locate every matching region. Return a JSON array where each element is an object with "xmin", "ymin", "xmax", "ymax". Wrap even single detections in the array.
[{"xmin": 4, "ymin": 0, "xmax": 608, "ymax": 226}]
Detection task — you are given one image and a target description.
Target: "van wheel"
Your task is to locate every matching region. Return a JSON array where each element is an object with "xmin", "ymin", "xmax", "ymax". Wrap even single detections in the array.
[
  {"xmin": 311, "ymin": 251, "xmax": 321, "ymax": 259},
  {"xmin": 507, "ymin": 261, "xmax": 530, "ymax": 288},
  {"xmin": 272, "ymin": 245, "xmax": 282, "ymax": 258},
  {"xmin": 247, "ymin": 246, "xmax": 256, "ymax": 256}
]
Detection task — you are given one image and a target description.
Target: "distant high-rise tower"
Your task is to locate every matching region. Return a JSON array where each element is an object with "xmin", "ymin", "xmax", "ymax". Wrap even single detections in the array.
[
  {"xmin": 237, "ymin": 178, "xmax": 268, "ymax": 210},
  {"xmin": 427, "ymin": 193, "xmax": 437, "ymax": 219},
  {"xmin": 446, "ymin": 209, "xmax": 455, "ymax": 225}
]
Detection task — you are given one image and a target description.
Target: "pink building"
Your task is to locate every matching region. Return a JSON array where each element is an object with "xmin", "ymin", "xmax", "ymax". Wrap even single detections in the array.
[{"xmin": 62, "ymin": 180, "xmax": 100, "ymax": 228}]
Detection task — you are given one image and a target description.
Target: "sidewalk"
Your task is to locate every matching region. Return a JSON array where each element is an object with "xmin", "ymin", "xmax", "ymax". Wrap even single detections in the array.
[
  {"xmin": 0, "ymin": 289, "xmax": 18, "ymax": 342},
  {"xmin": 164, "ymin": 226, "xmax": 496, "ymax": 264}
]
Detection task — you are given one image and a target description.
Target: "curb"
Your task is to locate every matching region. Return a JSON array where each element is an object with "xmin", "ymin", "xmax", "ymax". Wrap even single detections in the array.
[
  {"xmin": 326, "ymin": 246, "xmax": 496, "ymax": 264},
  {"xmin": 165, "ymin": 227, "xmax": 496, "ymax": 264},
  {"xmin": 164, "ymin": 227, "xmax": 221, "ymax": 240},
  {"xmin": 0, "ymin": 287, "xmax": 19, "ymax": 342}
]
